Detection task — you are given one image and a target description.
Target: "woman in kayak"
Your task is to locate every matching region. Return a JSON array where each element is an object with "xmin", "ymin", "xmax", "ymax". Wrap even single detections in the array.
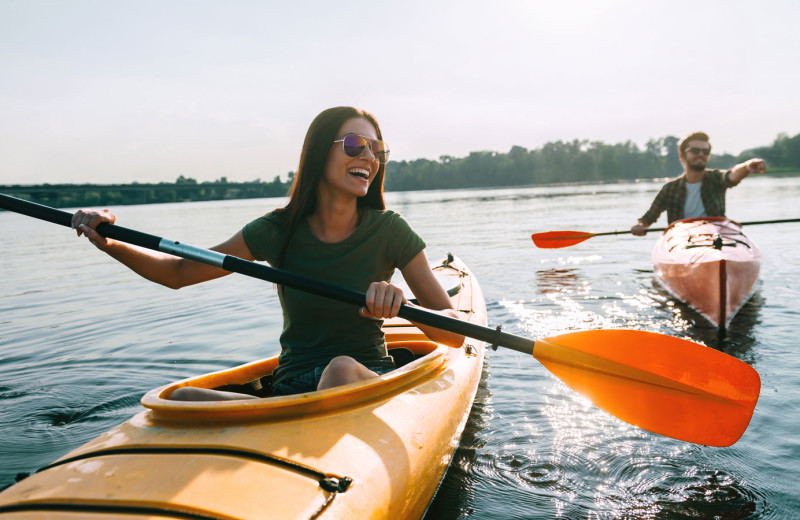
[{"xmin": 72, "ymin": 106, "xmax": 464, "ymax": 400}]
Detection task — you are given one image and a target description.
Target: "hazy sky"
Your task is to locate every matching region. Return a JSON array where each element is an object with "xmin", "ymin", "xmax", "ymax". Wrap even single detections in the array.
[{"xmin": 2, "ymin": 0, "xmax": 798, "ymax": 185}]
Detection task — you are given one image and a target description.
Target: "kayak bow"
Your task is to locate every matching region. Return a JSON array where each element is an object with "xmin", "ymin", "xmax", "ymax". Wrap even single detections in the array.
[{"xmin": 651, "ymin": 217, "xmax": 761, "ymax": 328}]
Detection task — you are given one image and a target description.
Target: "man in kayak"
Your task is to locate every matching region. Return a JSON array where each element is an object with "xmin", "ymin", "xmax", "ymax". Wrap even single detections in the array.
[
  {"xmin": 72, "ymin": 106, "xmax": 465, "ymax": 400},
  {"xmin": 630, "ymin": 131, "xmax": 767, "ymax": 235}
]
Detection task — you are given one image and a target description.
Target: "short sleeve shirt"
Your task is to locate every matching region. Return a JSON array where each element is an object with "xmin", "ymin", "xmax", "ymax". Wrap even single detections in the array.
[{"xmin": 242, "ymin": 208, "xmax": 426, "ymax": 386}]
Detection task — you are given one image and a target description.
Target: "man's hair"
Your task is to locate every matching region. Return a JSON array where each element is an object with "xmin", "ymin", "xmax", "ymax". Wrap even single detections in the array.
[{"xmin": 679, "ymin": 131, "xmax": 711, "ymax": 155}]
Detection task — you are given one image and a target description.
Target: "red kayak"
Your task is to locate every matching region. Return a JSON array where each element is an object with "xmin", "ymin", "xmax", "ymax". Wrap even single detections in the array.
[{"xmin": 651, "ymin": 217, "xmax": 761, "ymax": 329}]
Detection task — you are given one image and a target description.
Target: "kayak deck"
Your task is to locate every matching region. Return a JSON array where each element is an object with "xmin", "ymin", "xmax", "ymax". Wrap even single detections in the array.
[
  {"xmin": 651, "ymin": 217, "xmax": 761, "ymax": 328},
  {"xmin": 0, "ymin": 256, "xmax": 487, "ymax": 520}
]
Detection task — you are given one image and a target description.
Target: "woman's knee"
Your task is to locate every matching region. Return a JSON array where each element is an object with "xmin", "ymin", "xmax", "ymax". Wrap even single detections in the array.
[
  {"xmin": 170, "ymin": 387, "xmax": 208, "ymax": 401},
  {"xmin": 319, "ymin": 356, "xmax": 375, "ymax": 389},
  {"xmin": 325, "ymin": 355, "xmax": 361, "ymax": 374}
]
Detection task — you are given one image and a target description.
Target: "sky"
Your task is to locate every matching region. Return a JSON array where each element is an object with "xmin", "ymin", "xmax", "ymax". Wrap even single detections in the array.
[{"xmin": 1, "ymin": 0, "xmax": 799, "ymax": 185}]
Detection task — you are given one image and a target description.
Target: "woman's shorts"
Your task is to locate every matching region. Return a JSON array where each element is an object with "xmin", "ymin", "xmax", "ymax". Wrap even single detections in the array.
[{"xmin": 271, "ymin": 357, "xmax": 396, "ymax": 396}]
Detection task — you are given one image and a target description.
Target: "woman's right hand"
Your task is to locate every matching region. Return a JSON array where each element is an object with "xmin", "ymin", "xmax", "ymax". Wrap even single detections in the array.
[
  {"xmin": 361, "ymin": 281, "xmax": 407, "ymax": 319},
  {"xmin": 71, "ymin": 209, "xmax": 116, "ymax": 250}
]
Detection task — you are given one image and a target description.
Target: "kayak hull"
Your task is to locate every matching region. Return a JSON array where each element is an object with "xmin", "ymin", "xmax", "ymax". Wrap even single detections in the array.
[
  {"xmin": 651, "ymin": 217, "xmax": 761, "ymax": 329},
  {"xmin": 0, "ymin": 256, "xmax": 486, "ymax": 520}
]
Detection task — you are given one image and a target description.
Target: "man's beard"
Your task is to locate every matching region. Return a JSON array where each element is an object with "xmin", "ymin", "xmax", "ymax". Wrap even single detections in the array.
[{"xmin": 688, "ymin": 161, "xmax": 706, "ymax": 172}]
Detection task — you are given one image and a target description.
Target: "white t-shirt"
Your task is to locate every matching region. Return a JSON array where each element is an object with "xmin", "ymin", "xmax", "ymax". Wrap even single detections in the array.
[{"xmin": 684, "ymin": 181, "xmax": 706, "ymax": 219}]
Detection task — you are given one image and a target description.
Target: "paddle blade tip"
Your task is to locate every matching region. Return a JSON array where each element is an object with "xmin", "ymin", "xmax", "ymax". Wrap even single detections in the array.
[
  {"xmin": 531, "ymin": 329, "xmax": 761, "ymax": 447},
  {"xmin": 531, "ymin": 231, "xmax": 594, "ymax": 249}
]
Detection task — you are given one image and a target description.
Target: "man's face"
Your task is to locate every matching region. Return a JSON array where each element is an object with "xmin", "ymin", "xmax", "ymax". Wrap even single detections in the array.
[{"xmin": 682, "ymin": 140, "xmax": 711, "ymax": 172}]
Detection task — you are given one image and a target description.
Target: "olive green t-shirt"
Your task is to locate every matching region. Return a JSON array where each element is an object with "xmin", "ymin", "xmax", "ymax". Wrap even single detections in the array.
[{"xmin": 242, "ymin": 208, "xmax": 426, "ymax": 387}]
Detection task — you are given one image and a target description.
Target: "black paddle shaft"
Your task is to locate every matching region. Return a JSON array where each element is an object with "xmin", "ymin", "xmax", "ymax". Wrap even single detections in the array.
[
  {"xmin": 1, "ymin": 193, "xmax": 537, "ymax": 355},
  {"xmin": 594, "ymin": 217, "xmax": 800, "ymax": 237}
]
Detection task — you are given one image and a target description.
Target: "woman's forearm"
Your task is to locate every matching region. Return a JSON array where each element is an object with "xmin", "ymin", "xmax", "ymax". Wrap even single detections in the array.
[{"xmin": 101, "ymin": 239, "xmax": 231, "ymax": 289}]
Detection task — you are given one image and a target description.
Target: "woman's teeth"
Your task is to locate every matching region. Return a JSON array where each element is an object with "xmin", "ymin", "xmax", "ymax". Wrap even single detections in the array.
[{"xmin": 348, "ymin": 168, "xmax": 370, "ymax": 179}]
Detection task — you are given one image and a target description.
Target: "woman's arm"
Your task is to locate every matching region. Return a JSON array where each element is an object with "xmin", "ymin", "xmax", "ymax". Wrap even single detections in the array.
[
  {"xmin": 72, "ymin": 209, "xmax": 254, "ymax": 289},
  {"xmin": 397, "ymin": 251, "xmax": 465, "ymax": 348}
]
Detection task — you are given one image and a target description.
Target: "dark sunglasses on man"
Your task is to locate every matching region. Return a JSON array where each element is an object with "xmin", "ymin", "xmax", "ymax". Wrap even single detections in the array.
[{"xmin": 685, "ymin": 146, "xmax": 711, "ymax": 156}]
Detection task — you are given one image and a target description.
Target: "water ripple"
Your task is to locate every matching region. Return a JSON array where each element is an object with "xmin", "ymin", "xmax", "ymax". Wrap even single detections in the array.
[{"xmin": 4, "ymin": 185, "xmax": 800, "ymax": 518}]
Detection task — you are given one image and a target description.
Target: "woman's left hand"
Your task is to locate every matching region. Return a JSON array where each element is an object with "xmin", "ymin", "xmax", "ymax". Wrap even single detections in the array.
[{"xmin": 361, "ymin": 281, "xmax": 407, "ymax": 319}]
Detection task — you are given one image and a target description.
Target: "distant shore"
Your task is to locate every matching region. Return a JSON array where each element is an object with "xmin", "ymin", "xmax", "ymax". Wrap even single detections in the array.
[
  {"xmin": 0, "ymin": 180, "xmax": 291, "ymax": 208},
  {"xmin": 2, "ymin": 168, "xmax": 798, "ymax": 209}
]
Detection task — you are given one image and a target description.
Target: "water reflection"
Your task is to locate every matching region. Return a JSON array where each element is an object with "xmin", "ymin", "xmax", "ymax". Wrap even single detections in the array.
[
  {"xmin": 388, "ymin": 183, "xmax": 648, "ymax": 208},
  {"xmin": 535, "ymin": 268, "xmax": 582, "ymax": 295},
  {"xmin": 647, "ymin": 280, "xmax": 762, "ymax": 364},
  {"xmin": 478, "ymin": 262, "xmax": 769, "ymax": 519},
  {"xmin": 655, "ymin": 470, "xmax": 764, "ymax": 519},
  {"xmin": 4, "ymin": 179, "xmax": 798, "ymax": 518},
  {"xmin": 424, "ymin": 366, "xmax": 492, "ymax": 519},
  {"xmin": 439, "ymin": 370, "xmax": 765, "ymax": 519}
]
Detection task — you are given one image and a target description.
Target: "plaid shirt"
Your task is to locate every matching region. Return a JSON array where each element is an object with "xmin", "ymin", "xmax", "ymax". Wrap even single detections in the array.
[{"xmin": 638, "ymin": 169, "xmax": 739, "ymax": 226}]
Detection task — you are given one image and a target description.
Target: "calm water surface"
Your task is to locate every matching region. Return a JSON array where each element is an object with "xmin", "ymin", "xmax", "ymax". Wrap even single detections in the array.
[{"xmin": 2, "ymin": 177, "xmax": 799, "ymax": 519}]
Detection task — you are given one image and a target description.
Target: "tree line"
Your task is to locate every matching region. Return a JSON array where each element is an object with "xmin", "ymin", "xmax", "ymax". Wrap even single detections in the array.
[
  {"xmin": 383, "ymin": 131, "xmax": 800, "ymax": 191},
  {"xmin": 0, "ymin": 176, "xmax": 291, "ymax": 208},
  {"xmin": 4, "ymin": 132, "xmax": 798, "ymax": 208}
]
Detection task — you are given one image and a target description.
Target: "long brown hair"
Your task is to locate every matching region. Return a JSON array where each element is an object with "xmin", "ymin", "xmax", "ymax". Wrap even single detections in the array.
[{"xmin": 276, "ymin": 107, "xmax": 387, "ymax": 268}]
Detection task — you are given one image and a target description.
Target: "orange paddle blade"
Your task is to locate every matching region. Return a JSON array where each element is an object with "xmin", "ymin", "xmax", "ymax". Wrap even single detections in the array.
[
  {"xmin": 531, "ymin": 230, "xmax": 596, "ymax": 248},
  {"xmin": 532, "ymin": 329, "xmax": 760, "ymax": 447}
]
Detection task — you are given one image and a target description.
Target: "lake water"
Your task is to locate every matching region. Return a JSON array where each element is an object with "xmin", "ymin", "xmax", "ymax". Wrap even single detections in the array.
[{"xmin": 2, "ymin": 177, "xmax": 799, "ymax": 519}]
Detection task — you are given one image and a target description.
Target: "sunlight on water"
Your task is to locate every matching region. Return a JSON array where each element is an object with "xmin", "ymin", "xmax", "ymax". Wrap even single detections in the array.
[{"xmin": 2, "ymin": 179, "xmax": 799, "ymax": 518}]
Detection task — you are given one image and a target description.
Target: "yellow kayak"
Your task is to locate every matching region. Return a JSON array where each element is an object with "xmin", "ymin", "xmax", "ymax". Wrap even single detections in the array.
[{"xmin": 0, "ymin": 255, "xmax": 486, "ymax": 520}]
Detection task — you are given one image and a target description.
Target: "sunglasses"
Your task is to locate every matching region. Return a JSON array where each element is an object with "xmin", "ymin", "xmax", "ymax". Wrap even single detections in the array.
[
  {"xmin": 685, "ymin": 146, "xmax": 711, "ymax": 156},
  {"xmin": 334, "ymin": 134, "xmax": 390, "ymax": 164}
]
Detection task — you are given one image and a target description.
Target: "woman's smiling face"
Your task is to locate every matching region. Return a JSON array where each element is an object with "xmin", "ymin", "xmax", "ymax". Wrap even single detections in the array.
[{"xmin": 321, "ymin": 117, "xmax": 381, "ymax": 199}]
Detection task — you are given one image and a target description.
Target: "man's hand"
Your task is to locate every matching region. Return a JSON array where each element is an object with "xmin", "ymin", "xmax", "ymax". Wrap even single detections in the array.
[
  {"xmin": 631, "ymin": 222, "xmax": 648, "ymax": 236},
  {"xmin": 744, "ymin": 158, "xmax": 767, "ymax": 175}
]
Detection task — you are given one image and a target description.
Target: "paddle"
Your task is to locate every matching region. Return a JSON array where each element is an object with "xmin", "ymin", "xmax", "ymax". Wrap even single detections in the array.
[
  {"xmin": 1, "ymin": 193, "xmax": 760, "ymax": 447},
  {"xmin": 532, "ymin": 217, "xmax": 800, "ymax": 248}
]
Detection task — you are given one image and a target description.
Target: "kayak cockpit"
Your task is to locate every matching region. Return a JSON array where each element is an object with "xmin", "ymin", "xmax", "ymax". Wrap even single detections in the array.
[
  {"xmin": 141, "ymin": 256, "xmax": 474, "ymax": 424},
  {"xmin": 141, "ymin": 339, "xmax": 451, "ymax": 424}
]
